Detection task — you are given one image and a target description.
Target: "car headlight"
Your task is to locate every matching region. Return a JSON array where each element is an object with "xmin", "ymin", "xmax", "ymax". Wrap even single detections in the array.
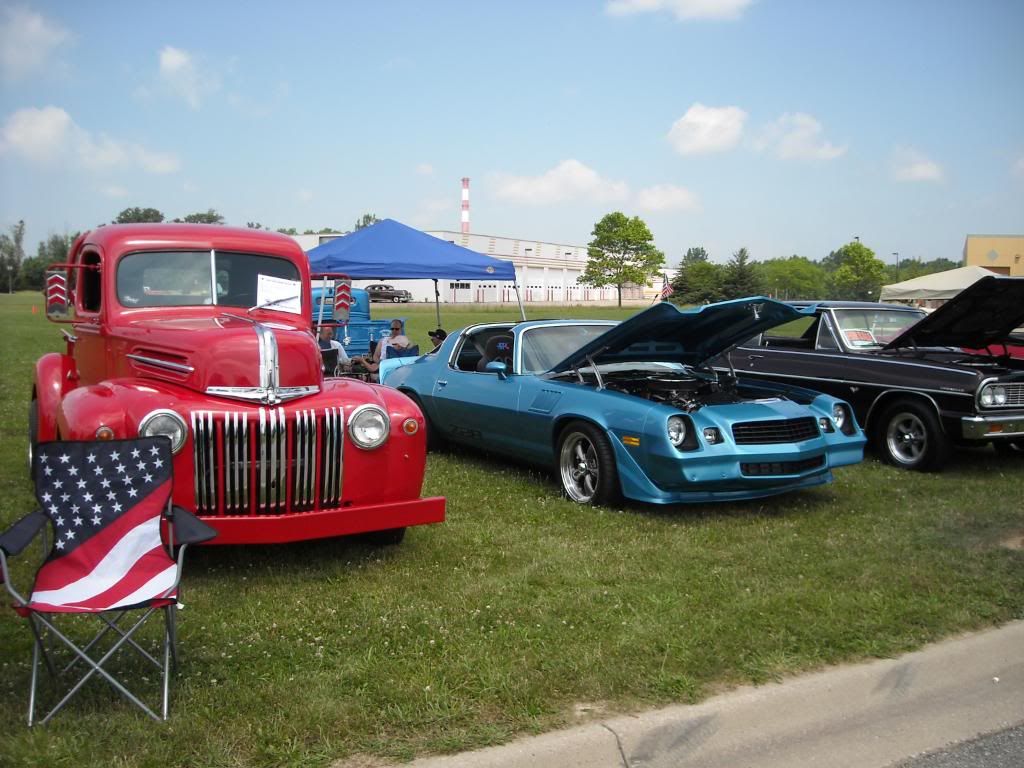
[
  {"xmin": 831, "ymin": 403, "xmax": 856, "ymax": 435},
  {"xmin": 667, "ymin": 415, "xmax": 688, "ymax": 447},
  {"xmin": 980, "ymin": 385, "xmax": 1006, "ymax": 407},
  {"xmin": 138, "ymin": 409, "xmax": 187, "ymax": 454},
  {"xmin": 348, "ymin": 405, "xmax": 390, "ymax": 449}
]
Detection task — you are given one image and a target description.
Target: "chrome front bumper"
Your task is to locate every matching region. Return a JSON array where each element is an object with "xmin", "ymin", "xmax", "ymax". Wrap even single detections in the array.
[{"xmin": 961, "ymin": 413, "xmax": 1024, "ymax": 440}]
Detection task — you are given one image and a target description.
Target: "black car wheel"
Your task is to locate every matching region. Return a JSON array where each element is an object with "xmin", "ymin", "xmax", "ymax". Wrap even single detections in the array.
[
  {"xmin": 404, "ymin": 392, "xmax": 443, "ymax": 451},
  {"xmin": 877, "ymin": 400, "xmax": 950, "ymax": 471},
  {"xmin": 557, "ymin": 421, "xmax": 620, "ymax": 506},
  {"xmin": 392, "ymin": 296, "xmax": 401, "ymax": 303}
]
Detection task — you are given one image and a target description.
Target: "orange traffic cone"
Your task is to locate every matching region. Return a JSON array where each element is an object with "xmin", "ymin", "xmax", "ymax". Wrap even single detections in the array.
[{"xmin": 32, "ymin": 305, "xmax": 38, "ymax": 314}]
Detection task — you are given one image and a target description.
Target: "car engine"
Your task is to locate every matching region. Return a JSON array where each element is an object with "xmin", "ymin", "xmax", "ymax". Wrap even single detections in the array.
[{"xmin": 598, "ymin": 369, "xmax": 745, "ymax": 412}]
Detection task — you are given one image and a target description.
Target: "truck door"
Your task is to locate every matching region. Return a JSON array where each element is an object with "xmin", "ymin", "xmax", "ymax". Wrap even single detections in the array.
[{"xmin": 72, "ymin": 247, "xmax": 109, "ymax": 385}]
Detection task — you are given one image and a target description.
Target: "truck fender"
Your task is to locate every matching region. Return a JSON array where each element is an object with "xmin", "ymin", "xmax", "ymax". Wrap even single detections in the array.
[{"xmin": 33, "ymin": 352, "xmax": 76, "ymax": 442}]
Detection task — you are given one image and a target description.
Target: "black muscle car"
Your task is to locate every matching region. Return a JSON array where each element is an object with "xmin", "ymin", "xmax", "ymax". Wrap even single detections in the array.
[{"xmin": 719, "ymin": 276, "xmax": 1024, "ymax": 470}]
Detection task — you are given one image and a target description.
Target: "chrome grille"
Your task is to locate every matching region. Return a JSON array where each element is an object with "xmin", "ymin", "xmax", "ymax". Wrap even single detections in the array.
[
  {"xmin": 1001, "ymin": 383, "xmax": 1024, "ymax": 408},
  {"xmin": 732, "ymin": 417, "xmax": 819, "ymax": 445},
  {"xmin": 191, "ymin": 407, "xmax": 345, "ymax": 515}
]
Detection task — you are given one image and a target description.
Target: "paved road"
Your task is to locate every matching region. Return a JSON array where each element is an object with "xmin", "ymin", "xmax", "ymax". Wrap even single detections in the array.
[
  {"xmin": 381, "ymin": 621, "xmax": 1024, "ymax": 768},
  {"xmin": 896, "ymin": 723, "xmax": 1024, "ymax": 768}
]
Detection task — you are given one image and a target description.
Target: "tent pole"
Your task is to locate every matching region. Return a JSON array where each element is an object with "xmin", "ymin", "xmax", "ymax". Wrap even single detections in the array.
[
  {"xmin": 514, "ymin": 283, "xmax": 526, "ymax": 321},
  {"xmin": 433, "ymin": 279, "xmax": 441, "ymax": 327}
]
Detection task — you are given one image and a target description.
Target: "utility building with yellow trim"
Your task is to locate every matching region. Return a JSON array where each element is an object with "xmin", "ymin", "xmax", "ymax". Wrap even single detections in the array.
[{"xmin": 963, "ymin": 235, "xmax": 1024, "ymax": 276}]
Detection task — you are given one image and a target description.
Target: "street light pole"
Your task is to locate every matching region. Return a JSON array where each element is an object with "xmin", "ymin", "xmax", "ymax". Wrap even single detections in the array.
[{"xmin": 892, "ymin": 251, "xmax": 900, "ymax": 280}]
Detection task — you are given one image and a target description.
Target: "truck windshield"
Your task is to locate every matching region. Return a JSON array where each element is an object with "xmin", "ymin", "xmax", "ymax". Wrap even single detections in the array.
[{"xmin": 117, "ymin": 250, "xmax": 301, "ymax": 310}]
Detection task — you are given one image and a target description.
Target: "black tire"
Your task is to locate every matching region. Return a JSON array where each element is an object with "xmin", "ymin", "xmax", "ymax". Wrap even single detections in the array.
[
  {"xmin": 404, "ymin": 392, "xmax": 443, "ymax": 451},
  {"xmin": 363, "ymin": 527, "xmax": 406, "ymax": 546},
  {"xmin": 993, "ymin": 440, "xmax": 1024, "ymax": 456},
  {"xmin": 876, "ymin": 399, "xmax": 951, "ymax": 471},
  {"xmin": 392, "ymin": 296, "xmax": 401, "ymax": 303},
  {"xmin": 556, "ymin": 421, "xmax": 620, "ymax": 506},
  {"xmin": 28, "ymin": 398, "xmax": 39, "ymax": 479}
]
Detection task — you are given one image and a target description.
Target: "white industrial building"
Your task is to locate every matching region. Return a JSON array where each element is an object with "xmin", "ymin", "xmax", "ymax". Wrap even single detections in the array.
[{"xmin": 292, "ymin": 229, "xmax": 662, "ymax": 304}]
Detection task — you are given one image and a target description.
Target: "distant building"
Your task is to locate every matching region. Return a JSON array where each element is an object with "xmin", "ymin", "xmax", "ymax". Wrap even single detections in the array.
[
  {"xmin": 291, "ymin": 228, "xmax": 668, "ymax": 304},
  {"xmin": 963, "ymin": 234, "xmax": 1024, "ymax": 277}
]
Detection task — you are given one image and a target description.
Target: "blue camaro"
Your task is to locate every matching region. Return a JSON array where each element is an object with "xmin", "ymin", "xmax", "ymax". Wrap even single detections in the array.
[{"xmin": 381, "ymin": 297, "xmax": 866, "ymax": 506}]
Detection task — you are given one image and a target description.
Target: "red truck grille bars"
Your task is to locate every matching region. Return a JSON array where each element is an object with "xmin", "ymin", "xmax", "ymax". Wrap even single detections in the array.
[{"xmin": 190, "ymin": 407, "xmax": 344, "ymax": 515}]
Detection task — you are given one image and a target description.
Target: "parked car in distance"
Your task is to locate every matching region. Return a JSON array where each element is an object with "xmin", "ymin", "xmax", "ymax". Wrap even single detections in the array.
[
  {"xmin": 382, "ymin": 298, "xmax": 866, "ymax": 506},
  {"xmin": 720, "ymin": 276, "xmax": 1024, "ymax": 470},
  {"xmin": 367, "ymin": 284, "xmax": 412, "ymax": 303}
]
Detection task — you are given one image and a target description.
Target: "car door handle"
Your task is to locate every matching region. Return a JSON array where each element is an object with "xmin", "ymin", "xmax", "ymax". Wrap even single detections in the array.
[
  {"xmin": 747, "ymin": 354, "xmax": 764, "ymax": 360},
  {"xmin": 437, "ymin": 380, "xmax": 448, "ymax": 387}
]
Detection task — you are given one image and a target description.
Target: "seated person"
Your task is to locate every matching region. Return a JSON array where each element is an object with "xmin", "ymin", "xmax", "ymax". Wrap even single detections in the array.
[
  {"xmin": 428, "ymin": 327, "xmax": 447, "ymax": 350},
  {"xmin": 352, "ymin": 322, "xmax": 410, "ymax": 381},
  {"xmin": 317, "ymin": 325, "xmax": 351, "ymax": 375}
]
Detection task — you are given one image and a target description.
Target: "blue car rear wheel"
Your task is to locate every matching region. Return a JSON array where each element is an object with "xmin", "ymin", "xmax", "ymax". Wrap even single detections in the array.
[{"xmin": 558, "ymin": 421, "xmax": 620, "ymax": 506}]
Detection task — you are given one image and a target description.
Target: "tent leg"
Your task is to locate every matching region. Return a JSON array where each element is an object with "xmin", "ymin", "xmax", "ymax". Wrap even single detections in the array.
[
  {"xmin": 514, "ymin": 284, "xmax": 526, "ymax": 321},
  {"xmin": 433, "ymin": 279, "xmax": 441, "ymax": 327}
]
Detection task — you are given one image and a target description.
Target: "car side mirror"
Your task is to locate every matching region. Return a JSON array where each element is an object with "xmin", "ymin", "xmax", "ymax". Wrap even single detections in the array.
[
  {"xmin": 485, "ymin": 361, "xmax": 508, "ymax": 379},
  {"xmin": 45, "ymin": 268, "xmax": 75, "ymax": 322}
]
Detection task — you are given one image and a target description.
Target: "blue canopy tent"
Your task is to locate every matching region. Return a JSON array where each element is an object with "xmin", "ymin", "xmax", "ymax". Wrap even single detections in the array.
[{"xmin": 306, "ymin": 218, "xmax": 522, "ymax": 324}]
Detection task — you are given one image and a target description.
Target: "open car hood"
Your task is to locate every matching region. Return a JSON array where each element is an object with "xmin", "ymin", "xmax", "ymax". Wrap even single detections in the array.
[
  {"xmin": 884, "ymin": 276, "xmax": 1024, "ymax": 350},
  {"xmin": 547, "ymin": 297, "xmax": 810, "ymax": 374}
]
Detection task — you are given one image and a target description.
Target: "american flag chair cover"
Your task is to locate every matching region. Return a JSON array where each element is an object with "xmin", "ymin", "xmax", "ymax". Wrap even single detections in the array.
[{"xmin": 0, "ymin": 437, "xmax": 216, "ymax": 725}]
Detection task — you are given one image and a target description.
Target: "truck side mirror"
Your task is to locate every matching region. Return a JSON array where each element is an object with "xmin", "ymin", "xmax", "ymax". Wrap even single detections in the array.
[{"xmin": 45, "ymin": 269, "xmax": 74, "ymax": 321}]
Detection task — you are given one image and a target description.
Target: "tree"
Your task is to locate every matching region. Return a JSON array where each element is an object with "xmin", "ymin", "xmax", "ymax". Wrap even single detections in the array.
[
  {"xmin": 580, "ymin": 212, "xmax": 665, "ymax": 307},
  {"xmin": 0, "ymin": 219, "xmax": 26, "ymax": 293},
  {"xmin": 670, "ymin": 246, "xmax": 710, "ymax": 299},
  {"xmin": 114, "ymin": 207, "xmax": 164, "ymax": 224},
  {"xmin": 246, "ymin": 221, "xmax": 264, "ymax": 230},
  {"xmin": 354, "ymin": 213, "xmax": 380, "ymax": 230},
  {"xmin": 678, "ymin": 261, "xmax": 725, "ymax": 305},
  {"xmin": 17, "ymin": 232, "xmax": 77, "ymax": 290},
  {"xmin": 178, "ymin": 209, "xmax": 225, "ymax": 225},
  {"xmin": 754, "ymin": 255, "xmax": 826, "ymax": 300},
  {"xmin": 721, "ymin": 247, "xmax": 762, "ymax": 299},
  {"xmin": 828, "ymin": 241, "xmax": 887, "ymax": 300},
  {"xmin": 276, "ymin": 227, "xmax": 298, "ymax": 235}
]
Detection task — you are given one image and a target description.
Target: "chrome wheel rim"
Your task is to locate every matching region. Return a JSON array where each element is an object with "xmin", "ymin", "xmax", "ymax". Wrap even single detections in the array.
[
  {"xmin": 559, "ymin": 432, "xmax": 599, "ymax": 503},
  {"xmin": 886, "ymin": 412, "xmax": 926, "ymax": 465}
]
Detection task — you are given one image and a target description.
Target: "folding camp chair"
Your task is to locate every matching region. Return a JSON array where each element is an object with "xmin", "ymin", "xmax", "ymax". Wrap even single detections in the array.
[{"xmin": 0, "ymin": 436, "xmax": 216, "ymax": 725}]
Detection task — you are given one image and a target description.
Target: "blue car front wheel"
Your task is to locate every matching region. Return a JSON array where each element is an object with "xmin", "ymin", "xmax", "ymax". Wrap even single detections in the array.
[{"xmin": 558, "ymin": 421, "xmax": 620, "ymax": 506}]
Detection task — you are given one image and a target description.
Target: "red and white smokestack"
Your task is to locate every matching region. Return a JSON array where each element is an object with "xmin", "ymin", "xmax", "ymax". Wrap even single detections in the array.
[{"xmin": 461, "ymin": 177, "xmax": 470, "ymax": 235}]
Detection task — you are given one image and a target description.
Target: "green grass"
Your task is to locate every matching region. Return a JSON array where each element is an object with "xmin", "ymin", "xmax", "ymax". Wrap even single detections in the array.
[{"xmin": 1, "ymin": 292, "xmax": 1022, "ymax": 767}]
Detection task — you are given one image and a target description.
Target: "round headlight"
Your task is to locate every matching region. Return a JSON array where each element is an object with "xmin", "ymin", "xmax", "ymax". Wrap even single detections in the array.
[
  {"xmin": 991, "ymin": 386, "xmax": 1006, "ymax": 406},
  {"xmin": 349, "ymin": 405, "xmax": 390, "ymax": 449},
  {"xmin": 667, "ymin": 415, "xmax": 688, "ymax": 447},
  {"xmin": 138, "ymin": 409, "xmax": 187, "ymax": 454},
  {"xmin": 832, "ymin": 403, "xmax": 846, "ymax": 430}
]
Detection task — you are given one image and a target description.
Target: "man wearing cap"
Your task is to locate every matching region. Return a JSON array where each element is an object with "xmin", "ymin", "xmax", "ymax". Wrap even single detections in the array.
[{"xmin": 428, "ymin": 328, "xmax": 447, "ymax": 350}]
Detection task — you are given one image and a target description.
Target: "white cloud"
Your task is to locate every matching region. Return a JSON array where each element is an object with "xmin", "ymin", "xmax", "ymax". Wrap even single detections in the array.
[
  {"xmin": 297, "ymin": 188, "xmax": 314, "ymax": 202},
  {"xmin": 415, "ymin": 163, "xmax": 434, "ymax": 176},
  {"xmin": 667, "ymin": 103, "xmax": 747, "ymax": 155},
  {"xmin": 755, "ymin": 112, "xmax": 846, "ymax": 161},
  {"xmin": 606, "ymin": 0, "xmax": 753, "ymax": 21},
  {"xmin": 159, "ymin": 46, "xmax": 218, "ymax": 109},
  {"xmin": 411, "ymin": 197, "xmax": 454, "ymax": 228},
  {"xmin": 1013, "ymin": 156, "xmax": 1024, "ymax": 178},
  {"xmin": 0, "ymin": 106, "xmax": 180, "ymax": 174},
  {"xmin": 100, "ymin": 185, "xmax": 129, "ymax": 199},
  {"xmin": 0, "ymin": 7, "xmax": 70, "ymax": 82},
  {"xmin": 492, "ymin": 159, "xmax": 629, "ymax": 205},
  {"xmin": 635, "ymin": 184, "xmax": 701, "ymax": 213},
  {"xmin": 892, "ymin": 147, "xmax": 943, "ymax": 182}
]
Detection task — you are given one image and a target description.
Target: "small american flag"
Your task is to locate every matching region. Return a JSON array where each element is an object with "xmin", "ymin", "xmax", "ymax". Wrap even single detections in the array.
[
  {"xmin": 659, "ymin": 282, "xmax": 674, "ymax": 299},
  {"xmin": 28, "ymin": 438, "xmax": 177, "ymax": 613}
]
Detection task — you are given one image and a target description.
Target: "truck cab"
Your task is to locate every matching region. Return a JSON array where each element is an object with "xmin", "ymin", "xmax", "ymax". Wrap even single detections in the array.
[{"xmin": 33, "ymin": 224, "xmax": 444, "ymax": 544}]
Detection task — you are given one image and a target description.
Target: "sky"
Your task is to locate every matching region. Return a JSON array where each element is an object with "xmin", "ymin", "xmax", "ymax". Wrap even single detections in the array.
[{"xmin": 1, "ymin": 0, "xmax": 1022, "ymax": 268}]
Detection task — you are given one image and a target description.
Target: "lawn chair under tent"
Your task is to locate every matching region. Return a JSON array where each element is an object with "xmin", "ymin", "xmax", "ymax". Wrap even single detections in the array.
[{"xmin": 0, "ymin": 436, "xmax": 216, "ymax": 725}]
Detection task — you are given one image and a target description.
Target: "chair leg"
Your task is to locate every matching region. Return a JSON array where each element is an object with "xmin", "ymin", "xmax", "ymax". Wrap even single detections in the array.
[
  {"xmin": 162, "ymin": 607, "xmax": 172, "ymax": 720},
  {"xmin": 27, "ymin": 635, "xmax": 40, "ymax": 727}
]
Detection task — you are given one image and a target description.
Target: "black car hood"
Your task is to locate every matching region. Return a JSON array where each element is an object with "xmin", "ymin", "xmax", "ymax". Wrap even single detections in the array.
[
  {"xmin": 884, "ymin": 276, "xmax": 1024, "ymax": 350},
  {"xmin": 547, "ymin": 297, "xmax": 810, "ymax": 374}
]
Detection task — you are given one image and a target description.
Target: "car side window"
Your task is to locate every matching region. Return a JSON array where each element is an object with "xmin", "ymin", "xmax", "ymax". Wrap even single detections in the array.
[
  {"xmin": 738, "ymin": 333, "xmax": 763, "ymax": 349},
  {"xmin": 816, "ymin": 314, "xmax": 840, "ymax": 351},
  {"xmin": 452, "ymin": 334, "xmax": 484, "ymax": 371}
]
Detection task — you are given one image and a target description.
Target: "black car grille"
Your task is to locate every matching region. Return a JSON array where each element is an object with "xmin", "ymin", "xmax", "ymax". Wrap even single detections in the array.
[
  {"xmin": 732, "ymin": 417, "xmax": 819, "ymax": 445},
  {"xmin": 741, "ymin": 455, "xmax": 825, "ymax": 476}
]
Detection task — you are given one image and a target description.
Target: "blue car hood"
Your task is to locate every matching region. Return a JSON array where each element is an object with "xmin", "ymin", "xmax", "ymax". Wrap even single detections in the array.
[{"xmin": 547, "ymin": 297, "xmax": 809, "ymax": 374}]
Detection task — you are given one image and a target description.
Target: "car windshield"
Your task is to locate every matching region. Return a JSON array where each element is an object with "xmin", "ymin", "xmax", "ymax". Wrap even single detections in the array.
[
  {"xmin": 520, "ymin": 324, "xmax": 615, "ymax": 373},
  {"xmin": 117, "ymin": 250, "xmax": 301, "ymax": 312},
  {"xmin": 832, "ymin": 308, "xmax": 926, "ymax": 348}
]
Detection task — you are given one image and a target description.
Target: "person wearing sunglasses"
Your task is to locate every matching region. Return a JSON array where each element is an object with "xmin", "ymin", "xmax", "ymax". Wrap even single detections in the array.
[{"xmin": 353, "ymin": 321, "xmax": 407, "ymax": 381}]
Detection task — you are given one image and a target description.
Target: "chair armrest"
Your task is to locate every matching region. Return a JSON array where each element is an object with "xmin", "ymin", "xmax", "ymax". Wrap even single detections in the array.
[
  {"xmin": 170, "ymin": 506, "xmax": 218, "ymax": 545},
  {"xmin": 0, "ymin": 511, "xmax": 48, "ymax": 557}
]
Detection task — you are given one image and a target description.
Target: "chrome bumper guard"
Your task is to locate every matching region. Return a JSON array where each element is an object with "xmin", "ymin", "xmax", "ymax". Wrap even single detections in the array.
[{"xmin": 961, "ymin": 414, "xmax": 1024, "ymax": 440}]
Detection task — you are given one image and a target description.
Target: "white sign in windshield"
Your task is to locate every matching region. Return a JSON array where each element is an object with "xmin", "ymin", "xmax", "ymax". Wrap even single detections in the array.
[{"xmin": 255, "ymin": 274, "xmax": 302, "ymax": 314}]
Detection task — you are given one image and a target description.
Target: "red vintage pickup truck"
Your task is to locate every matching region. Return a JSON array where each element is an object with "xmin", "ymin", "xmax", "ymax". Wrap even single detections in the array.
[{"xmin": 33, "ymin": 224, "xmax": 445, "ymax": 545}]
